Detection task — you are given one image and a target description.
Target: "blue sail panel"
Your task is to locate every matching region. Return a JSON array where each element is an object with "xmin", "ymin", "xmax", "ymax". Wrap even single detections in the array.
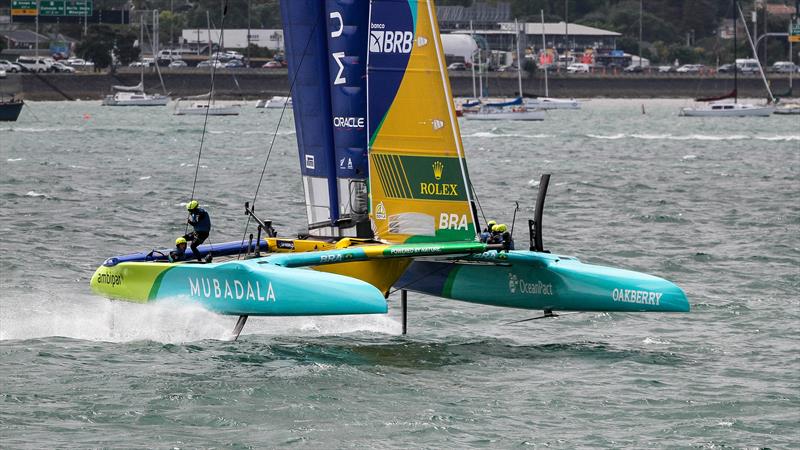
[
  {"xmin": 367, "ymin": 0, "xmax": 416, "ymax": 143},
  {"xmin": 281, "ymin": 0, "xmax": 340, "ymax": 229},
  {"xmin": 326, "ymin": 0, "xmax": 370, "ymax": 234}
]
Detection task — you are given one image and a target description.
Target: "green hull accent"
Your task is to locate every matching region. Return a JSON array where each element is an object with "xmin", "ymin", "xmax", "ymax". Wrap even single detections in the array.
[{"xmin": 399, "ymin": 251, "xmax": 690, "ymax": 313}]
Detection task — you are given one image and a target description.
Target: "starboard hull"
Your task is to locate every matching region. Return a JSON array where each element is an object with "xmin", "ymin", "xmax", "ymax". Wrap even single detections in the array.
[{"xmin": 397, "ymin": 250, "xmax": 689, "ymax": 313}]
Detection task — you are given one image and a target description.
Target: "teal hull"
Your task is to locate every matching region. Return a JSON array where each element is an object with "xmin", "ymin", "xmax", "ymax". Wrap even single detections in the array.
[
  {"xmin": 397, "ymin": 251, "xmax": 689, "ymax": 312},
  {"xmin": 94, "ymin": 258, "xmax": 388, "ymax": 316}
]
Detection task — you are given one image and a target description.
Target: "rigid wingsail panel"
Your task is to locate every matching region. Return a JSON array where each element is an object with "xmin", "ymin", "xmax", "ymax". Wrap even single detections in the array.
[
  {"xmin": 281, "ymin": 0, "xmax": 340, "ymax": 233},
  {"xmin": 367, "ymin": 0, "xmax": 477, "ymax": 243},
  {"xmin": 325, "ymin": 0, "xmax": 371, "ymax": 236}
]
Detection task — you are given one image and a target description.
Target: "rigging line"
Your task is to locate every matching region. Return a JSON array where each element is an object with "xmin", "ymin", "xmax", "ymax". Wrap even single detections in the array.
[
  {"xmin": 469, "ymin": 179, "xmax": 488, "ymax": 228},
  {"xmin": 236, "ymin": 19, "xmax": 320, "ymax": 260},
  {"xmin": 186, "ymin": 1, "xmax": 229, "ymax": 234}
]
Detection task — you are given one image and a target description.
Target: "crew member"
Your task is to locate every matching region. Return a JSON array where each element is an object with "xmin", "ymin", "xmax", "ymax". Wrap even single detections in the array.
[
  {"xmin": 488, "ymin": 224, "xmax": 504, "ymax": 245},
  {"xmin": 481, "ymin": 220, "xmax": 497, "ymax": 243},
  {"xmin": 184, "ymin": 200, "xmax": 211, "ymax": 261},
  {"xmin": 169, "ymin": 237, "xmax": 188, "ymax": 262},
  {"xmin": 497, "ymin": 223, "xmax": 514, "ymax": 250}
]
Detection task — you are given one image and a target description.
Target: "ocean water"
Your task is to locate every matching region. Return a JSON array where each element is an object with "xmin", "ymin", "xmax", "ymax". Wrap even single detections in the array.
[{"xmin": 0, "ymin": 99, "xmax": 798, "ymax": 448}]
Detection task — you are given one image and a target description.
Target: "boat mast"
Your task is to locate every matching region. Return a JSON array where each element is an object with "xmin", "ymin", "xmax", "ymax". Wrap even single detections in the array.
[
  {"xmin": 206, "ymin": 11, "xmax": 214, "ymax": 106},
  {"xmin": 734, "ymin": 0, "xmax": 737, "ymax": 103},
  {"xmin": 541, "ymin": 10, "xmax": 549, "ymax": 97},
  {"xmin": 737, "ymin": 1, "xmax": 775, "ymax": 103},
  {"xmin": 515, "ymin": 18, "xmax": 523, "ymax": 98},
  {"xmin": 470, "ymin": 20, "xmax": 477, "ymax": 99},
  {"xmin": 139, "ymin": 19, "xmax": 144, "ymax": 90}
]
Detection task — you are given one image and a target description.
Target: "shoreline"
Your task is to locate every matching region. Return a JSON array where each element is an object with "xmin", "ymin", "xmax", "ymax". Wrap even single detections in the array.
[{"xmin": 2, "ymin": 70, "xmax": 795, "ymax": 101}]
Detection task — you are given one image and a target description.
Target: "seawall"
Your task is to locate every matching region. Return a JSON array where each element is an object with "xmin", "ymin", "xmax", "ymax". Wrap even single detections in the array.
[{"xmin": 2, "ymin": 69, "xmax": 795, "ymax": 101}]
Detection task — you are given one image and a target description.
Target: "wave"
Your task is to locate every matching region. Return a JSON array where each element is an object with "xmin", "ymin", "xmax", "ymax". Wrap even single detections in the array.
[
  {"xmin": 464, "ymin": 132, "xmax": 553, "ymax": 139},
  {"xmin": 25, "ymin": 191, "xmax": 49, "ymax": 198},
  {"xmin": 583, "ymin": 133, "xmax": 793, "ymax": 141},
  {"xmin": 0, "ymin": 295, "xmax": 401, "ymax": 343},
  {"xmin": 6, "ymin": 158, "xmax": 24, "ymax": 162}
]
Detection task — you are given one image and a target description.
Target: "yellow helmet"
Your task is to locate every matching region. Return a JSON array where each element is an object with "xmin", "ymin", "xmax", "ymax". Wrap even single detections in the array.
[
  {"xmin": 186, "ymin": 200, "xmax": 199, "ymax": 211},
  {"xmin": 497, "ymin": 224, "xmax": 508, "ymax": 232},
  {"xmin": 175, "ymin": 237, "xmax": 187, "ymax": 245},
  {"xmin": 491, "ymin": 224, "xmax": 501, "ymax": 232},
  {"xmin": 487, "ymin": 220, "xmax": 497, "ymax": 227}
]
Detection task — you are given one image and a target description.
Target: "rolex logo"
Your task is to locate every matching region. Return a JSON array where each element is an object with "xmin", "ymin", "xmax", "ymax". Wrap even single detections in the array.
[{"xmin": 432, "ymin": 161, "xmax": 444, "ymax": 180}]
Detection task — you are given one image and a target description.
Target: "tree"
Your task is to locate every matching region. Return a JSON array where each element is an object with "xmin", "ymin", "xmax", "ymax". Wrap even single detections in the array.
[
  {"xmin": 115, "ymin": 28, "xmax": 140, "ymax": 66},
  {"xmin": 76, "ymin": 25, "xmax": 115, "ymax": 69}
]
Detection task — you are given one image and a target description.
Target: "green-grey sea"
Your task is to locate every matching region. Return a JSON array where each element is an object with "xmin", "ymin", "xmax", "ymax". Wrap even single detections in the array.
[{"xmin": 1, "ymin": 99, "xmax": 798, "ymax": 448}]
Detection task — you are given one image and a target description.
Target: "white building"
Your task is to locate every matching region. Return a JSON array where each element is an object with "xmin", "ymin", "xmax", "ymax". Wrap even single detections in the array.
[{"xmin": 181, "ymin": 29, "xmax": 284, "ymax": 50}]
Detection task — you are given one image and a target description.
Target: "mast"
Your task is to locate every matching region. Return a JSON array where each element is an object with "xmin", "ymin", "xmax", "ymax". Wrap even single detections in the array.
[
  {"xmin": 139, "ymin": 19, "xmax": 144, "ymax": 90},
  {"xmin": 541, "ymin": 10, "xmax": 548, "ymax": 97},
  {"xmin": 738, "ymin": 1, "xmax": 775, "ymax": 102},
  {"xmin": 470, "ymin": 20, "xmax": 476, "ymax": 99},
  {"xmin": 478, "ymin": 48, "xmax": 483, "ymax": 98},
  {"xmin": 206, "ymin": 11, "xmax": 214, "ymax": 106},
  {"xmin": 515, "ymin": 19, "xmax": 523, "ymax": 98},
  {"xmin": 734, "ymin": 0, "xmax": 738, "ymax": 103}
]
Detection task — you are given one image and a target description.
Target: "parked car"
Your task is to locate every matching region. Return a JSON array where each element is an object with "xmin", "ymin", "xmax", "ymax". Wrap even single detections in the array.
[
  {"xmin": 198, "ymin": 59, "xmax": 224, "ymax": 69},
  {"xmin": 768, "ymin": 61, "xmax": 799, "ymax": 73},
  {"xmin": 262, "ymin": 60, "xmax": 283, "ymax": 68},
  {"xmin": 66, "ymin": 58, "xmax": 94, "ymax": 67},
  {"xmin": 735, "ymin": 58, "xmax": 759, "ymax": 73},
  {"xmin": 168, "ymin": 60, "xmax": 188, "ymax": 68},
  {"xmin": 717, "ymin": 63, "xmax": 737, "ymax": 73},
  {"xmin": 623, "ymin": 64, "xmax": 645, "ymax": 73},
  {"xmin": 129, "ymin": 58, "xmax": 155, "ymax": 67},
  {"xmin": 676, "ymin": 64, "xmax": 704, "ymax": 73},
  {"xmin": 447, "ymin": 62, "xmax": 467, "ymax": 71},
  {"xmin": 658, "ymin": 65, "xmax": 676, "ymax": 73},
  {"xmin": 0, "ymin": 60, "xmax": 23, "ymax": 73},
  {"xmin": 224, "ymin": 59, "xmax": 244, "ymax": 69},
  {"xmin": 566, "ymin": 63, "xmax": 592, "ymax": 73},
  {"xmin": 16, "ymin": 56, "xmax": 53, "ymax": 72},
  {"xmin": 51, "ymin": 62, "xmax": 76, "ymax": 73}
]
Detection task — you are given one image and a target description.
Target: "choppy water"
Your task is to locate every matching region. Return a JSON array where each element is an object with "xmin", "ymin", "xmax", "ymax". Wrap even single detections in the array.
[{"xmin": 1, "ymin": 99, "xmax": 798, "ymax": 448}]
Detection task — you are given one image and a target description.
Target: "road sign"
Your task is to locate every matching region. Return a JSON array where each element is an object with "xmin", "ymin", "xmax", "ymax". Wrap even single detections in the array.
[
  {"xmin": 10, "ymin": 0, "xmax": 92, "ymax": 16},
  {"xmin": 10, "ymin": 0, "xmax": 36, "ymax": 15}
]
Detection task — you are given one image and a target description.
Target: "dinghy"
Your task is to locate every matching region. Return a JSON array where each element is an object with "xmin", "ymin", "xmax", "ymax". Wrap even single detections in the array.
[{"xmin": 91, "ymin": 0, "xmax": 688, "ymax": 339}]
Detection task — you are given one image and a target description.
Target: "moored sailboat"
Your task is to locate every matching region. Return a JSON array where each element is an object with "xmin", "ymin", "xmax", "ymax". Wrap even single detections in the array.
[
  {"xmin": 466, "ymin": 19, "xmax": 545, "ymax": 121},
  {"xmin": 524, "ymin": 11, "xmax": 580, "ymax": 111},
  {"xmin": 91, "ymin": 0, "xmax": 688, "ymax": 339},
  {"xmin": 680, "ymin": 0, "xmax": 774, "ymax": 117}
]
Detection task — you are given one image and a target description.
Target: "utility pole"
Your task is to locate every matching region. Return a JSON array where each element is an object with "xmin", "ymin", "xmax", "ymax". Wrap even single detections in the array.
[
  {"xmin": 35, "ymin": 0, "xmax": 39, "ymax": 58},
  {"xmin": 84, "ymin": 0, "xmax": 88, "ymax": 36},
  {"xmin": 639, "ymin": 0, "xmax": 643, "ymax": 67},
  {"xmin": 247, "ymin": 0, "xmax": 251, "ymax": 67},
  {"xmin": 564, "ymin": 0, "xmax": 569, "ymax": 51}
]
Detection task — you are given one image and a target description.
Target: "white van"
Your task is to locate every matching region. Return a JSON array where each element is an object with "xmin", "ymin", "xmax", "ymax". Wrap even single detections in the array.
[
  {"xmin": 157, "ymin": 49, "xmax": 192, "ymax": 61},
  {"xmin": 735, "ymin": 58, "xmax": 760, "ymax": 74},
  {"xmin": 16, "ymin": 56, "xmax": 53, "ymax": 73}
]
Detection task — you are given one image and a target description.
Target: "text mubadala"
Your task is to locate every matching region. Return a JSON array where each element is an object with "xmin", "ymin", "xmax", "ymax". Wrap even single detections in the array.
[{"xmin": 188, "ymin": 277, "xmax": 276, "ymax": 302}]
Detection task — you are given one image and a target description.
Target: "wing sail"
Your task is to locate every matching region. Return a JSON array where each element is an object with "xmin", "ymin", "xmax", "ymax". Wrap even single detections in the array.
[{"xmin": 367, "ymin": 0, "xmax": 477, "ymax": 244}]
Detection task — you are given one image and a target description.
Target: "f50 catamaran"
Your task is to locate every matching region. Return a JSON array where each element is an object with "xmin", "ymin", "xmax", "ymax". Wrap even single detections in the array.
[{"xmin": 91, "ymin": 0, "xmax": 688, "ymax": 339}]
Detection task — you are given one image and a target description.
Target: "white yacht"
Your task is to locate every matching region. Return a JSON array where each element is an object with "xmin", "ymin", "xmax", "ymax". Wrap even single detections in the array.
[
  {"xmin": 256, "ymin": 96, "xmax": 292, "ymax": 109},
  {"xmin": 679, "ymin": 102, "xmax": 774, "ymax": 117}
]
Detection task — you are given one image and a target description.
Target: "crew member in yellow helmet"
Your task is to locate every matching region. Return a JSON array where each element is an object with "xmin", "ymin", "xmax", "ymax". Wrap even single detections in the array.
[
  {"xmin": 183, "ymin": 200, "xmax": 212, "ymax": 261},
  {"xmin": 169, "ymin": 237, "xmax": 188, "ymax": 262},
  {"xmin": 480, "ymin": 220, "xmax": 497, "ymax": 243}
]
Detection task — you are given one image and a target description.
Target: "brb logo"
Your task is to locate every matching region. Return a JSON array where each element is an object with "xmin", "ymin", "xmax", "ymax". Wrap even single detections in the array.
[{"xmin": 369, "ymin": 23, "xmax": 413, "ymax": 54}]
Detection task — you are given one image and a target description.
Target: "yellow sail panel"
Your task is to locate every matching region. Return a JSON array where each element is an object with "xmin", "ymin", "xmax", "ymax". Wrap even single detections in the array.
[{"xmin": 367, "ymin": 0, "xmax": 476, "ymax": 244}]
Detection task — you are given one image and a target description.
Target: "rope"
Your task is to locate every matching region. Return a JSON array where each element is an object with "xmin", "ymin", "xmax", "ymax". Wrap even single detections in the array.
[
  {"xmin": 186, "ymin": 1, "xmax": 229, "ymax": 235},
  {"xmin": 236, "ymin": 19, "xmax": 319, "ymax": 259}
]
